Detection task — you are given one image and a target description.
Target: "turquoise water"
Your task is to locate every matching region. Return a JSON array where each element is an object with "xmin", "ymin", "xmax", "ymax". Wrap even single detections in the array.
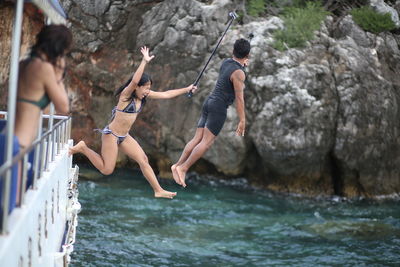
[{"xmin": 70, "ymin": 167, "xmax": 400, "ymax": 267}]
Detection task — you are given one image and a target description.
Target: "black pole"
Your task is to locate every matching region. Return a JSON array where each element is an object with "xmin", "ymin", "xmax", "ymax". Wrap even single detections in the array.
[{"xmin": 187, "ymin": 11, "xmax": 237, "ymax": 98}]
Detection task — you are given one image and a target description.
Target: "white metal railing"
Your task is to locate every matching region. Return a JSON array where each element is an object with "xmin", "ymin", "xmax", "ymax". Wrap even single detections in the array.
[{"xmin": 0, "ymin": 112, "xmax": 72, "ymax": 234}]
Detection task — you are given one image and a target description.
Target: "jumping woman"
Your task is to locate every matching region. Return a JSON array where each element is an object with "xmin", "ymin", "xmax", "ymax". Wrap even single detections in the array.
[{"xmin": 69, "ymin": 46, "xmax": 196, "ymax": 199}]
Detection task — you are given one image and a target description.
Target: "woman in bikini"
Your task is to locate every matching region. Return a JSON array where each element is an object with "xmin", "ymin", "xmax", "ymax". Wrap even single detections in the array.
[
  {"xmin": 15, "ymin": 24, "xmax": 72, "ymax": 148},
  {"xmin": 69, "ymin": 46, "xmax": 196, "ymax": 199},
  {"xmin": 13, "ymin": 25, "xmax": 71, "ymax": 202}
]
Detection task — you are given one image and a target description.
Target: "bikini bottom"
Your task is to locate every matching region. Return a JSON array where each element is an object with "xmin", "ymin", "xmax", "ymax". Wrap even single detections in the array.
[{"xmin": 95, "ymin": 125, "xmax": 127, "ymax": 145}]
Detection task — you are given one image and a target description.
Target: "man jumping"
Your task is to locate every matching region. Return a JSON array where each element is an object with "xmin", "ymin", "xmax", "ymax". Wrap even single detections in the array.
[{"xmin": 171, "ymin": 38, "xmax": 251, "ymax": 187}]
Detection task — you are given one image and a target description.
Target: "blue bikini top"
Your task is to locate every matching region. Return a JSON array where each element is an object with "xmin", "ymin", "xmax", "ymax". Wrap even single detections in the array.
[{"xmin": 114, "ymin": 98, "xmax": 146, "ymax": 114}]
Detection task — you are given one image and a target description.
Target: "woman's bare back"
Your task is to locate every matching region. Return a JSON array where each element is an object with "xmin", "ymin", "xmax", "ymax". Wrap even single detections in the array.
[{"xmin": 15, "ymin": 58, "xmax": 48, "ymax": 146}]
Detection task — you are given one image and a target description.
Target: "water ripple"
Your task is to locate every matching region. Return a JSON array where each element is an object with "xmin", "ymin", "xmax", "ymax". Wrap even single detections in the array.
[{"xmin": 71, "ymin": 168, "xmax": 400, "ymax": 267}]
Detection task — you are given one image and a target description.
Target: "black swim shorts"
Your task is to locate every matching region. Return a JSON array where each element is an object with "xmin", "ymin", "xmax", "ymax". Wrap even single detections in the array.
[{"xmin": 197, "ymin": 96, "xmax": 227, "ymax": 136}]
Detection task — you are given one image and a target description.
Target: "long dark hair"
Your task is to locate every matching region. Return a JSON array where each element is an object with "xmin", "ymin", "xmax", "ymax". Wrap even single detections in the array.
[
  {"xmin": 114, "ymin": 73, "xmax": 152, "ymax": 101},
  {"xmin": 30, "ymin": 24, "xmax": 73, "ymax": 66}
]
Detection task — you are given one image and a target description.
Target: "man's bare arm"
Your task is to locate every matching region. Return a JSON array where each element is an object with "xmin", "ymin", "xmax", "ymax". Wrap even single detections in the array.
[{"xmin": 231, "ymin": 69, "xmax": 246, "ymax": 136}]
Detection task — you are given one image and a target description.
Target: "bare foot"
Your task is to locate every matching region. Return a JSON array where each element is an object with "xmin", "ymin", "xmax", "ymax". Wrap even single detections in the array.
[
  {"xmin": 171, "ymin": 164, "xmax": 182, "ymax": 185},
  {"xmin": 175, "ymin": 166, "xmax": 187, "ymax": 187},
  {"xmin": 154, "ymin": 190, "xmax": 177, "ymax": 199},
  {"xmin": 69, "ymin": 140, "xmax": 87, "ymax": 156}
]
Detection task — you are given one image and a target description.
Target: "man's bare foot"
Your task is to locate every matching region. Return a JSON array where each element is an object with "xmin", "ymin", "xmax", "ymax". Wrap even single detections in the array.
[
  {"xmin": 69, "ymin": 140, "xmax": 86, "ymax": 156},
  {"xmin": 171, "ymin": 164, "xmax": 182, "ymax": 185},
  {"xmin": 154, "ymin": 190, "xmax": 177, "ymax": 199},
  {"xmin": 175, "ymin": 166, "xmax": 187, "ymax": 187}
]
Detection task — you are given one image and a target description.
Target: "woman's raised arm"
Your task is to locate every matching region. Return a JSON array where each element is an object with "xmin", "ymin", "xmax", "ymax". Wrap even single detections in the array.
[
  {"xmin": 43, "ymin": 57, "xmax": 69, "ymax": 114},
  {"xmin": 120, "ymin": 46, "xmax": 154, "ymax": 98}
]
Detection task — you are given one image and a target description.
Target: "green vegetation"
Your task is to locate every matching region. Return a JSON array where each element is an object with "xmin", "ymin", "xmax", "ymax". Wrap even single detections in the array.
[
  {"xmin": 246, "ymin": 0, "xmax": 266, "ymax": 17},
  {"xmin": 292, "ymin": 0, "xmax": 308, "ymax": 7},
  {"xmin": 235, "ymin": 10, "xmax": 244, "ymax": 25},
  {"xmin": 351, "ymin": 6, "xmax": 396, "ymax": 33},
  {"xmin": 273, "ymin": 1, "xmax": 329, "ymax": 51}
]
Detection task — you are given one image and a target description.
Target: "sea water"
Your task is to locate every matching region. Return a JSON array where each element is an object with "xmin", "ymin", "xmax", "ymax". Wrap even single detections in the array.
[{"xmin": 70, "ymin": 167, "xmax": 400, "ymax": 267}]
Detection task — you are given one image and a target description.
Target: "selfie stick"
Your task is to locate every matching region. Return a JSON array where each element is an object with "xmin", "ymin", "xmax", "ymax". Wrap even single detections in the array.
[{"xmin": 187, "ymin": 11, "xmax": 238, "ymax": 98}]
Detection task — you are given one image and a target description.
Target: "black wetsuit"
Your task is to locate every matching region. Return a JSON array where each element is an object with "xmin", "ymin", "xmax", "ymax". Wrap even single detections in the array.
[{"xmin": 197, "ymin": 58, "xmax": 245, "ymax": 136}]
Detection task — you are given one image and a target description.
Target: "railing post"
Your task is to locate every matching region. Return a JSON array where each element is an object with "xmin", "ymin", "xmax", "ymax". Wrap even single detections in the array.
[
  {"xmin": 20, "ymin": 154, "xmax": 28, "ymax": 205},
  {"xmin": 39, "ymin": 138, "xmax": 46, "ymax": 179},
  {"xmin": 49, "ymin": 104, "xmax": 55, "ymax": 162},
  {"xmin": 44, "ymin": 135, "xmax": 51, "ymax": 171},
  {"xmin": 1, "ymin": 0, "xmax": 24, "ymax": 234},
  {"xmin": 67, "ymin": 117, "xmax": 71, "ymax": 141},
  {"xmin": 56, "ymin": 126, "xmax": 60, "ymax": 155},
  {"xmin": 32, "ymin": 112, "xmax": 43, "ymax": 189},
  {"xmin": 61, "ymin": 122, "xmax": 66, "ymax": 146},
  {"xmin": 51, "ymin": 130, "xmax": 56, "ymax": 162}
]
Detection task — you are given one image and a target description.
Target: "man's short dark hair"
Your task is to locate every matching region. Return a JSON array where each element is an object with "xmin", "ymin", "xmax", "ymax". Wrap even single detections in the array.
[{"xmin": 233, "ymin": 38, "xmax": 250, "ymax": 59}]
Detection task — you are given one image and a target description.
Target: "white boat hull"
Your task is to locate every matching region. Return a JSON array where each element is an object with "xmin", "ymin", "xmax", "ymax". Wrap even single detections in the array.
[{"xmin": 0, "ymin": 140, "xmax": 79, "ymax": 267}]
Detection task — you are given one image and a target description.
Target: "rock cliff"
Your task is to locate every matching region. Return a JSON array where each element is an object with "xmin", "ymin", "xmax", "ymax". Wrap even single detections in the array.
[
  {"xmin": 0, "ymin": 2, "xmax": 44, "ymax": 109},
  {"xmin": 1, "ymin": 0, "xmax": 400, "ymax": 197}
]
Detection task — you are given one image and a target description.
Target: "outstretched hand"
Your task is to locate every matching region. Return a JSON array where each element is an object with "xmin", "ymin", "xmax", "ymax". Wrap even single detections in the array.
[
  {"xmin": 187, "ymin": 84, "xmax": 197, "ymax": 94},
  {"xmin": 141, "ymin": 46, "xmax": 155, "ymax": 63}
]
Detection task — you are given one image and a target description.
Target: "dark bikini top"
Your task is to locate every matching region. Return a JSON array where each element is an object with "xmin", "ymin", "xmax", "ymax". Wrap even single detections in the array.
[
  {"xmin": 17, "ymin": 94, "xmax": 51, "ymax": 110},
  {"xmin": 17, "ymin": 53, "xmax": 52, "ymax": 110},
  {"xmin": 114, "ymin": 98, "xmax": 146, "ymax": 114}
]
